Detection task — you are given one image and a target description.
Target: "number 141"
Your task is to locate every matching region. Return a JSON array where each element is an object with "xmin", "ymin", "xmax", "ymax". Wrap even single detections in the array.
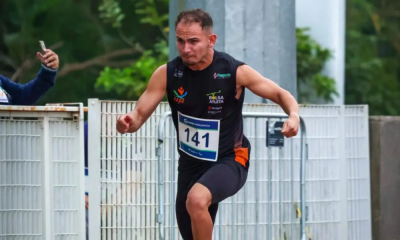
[{"xmin": 184, "ymin": 128, "xmax": 209, "ymax": 148}]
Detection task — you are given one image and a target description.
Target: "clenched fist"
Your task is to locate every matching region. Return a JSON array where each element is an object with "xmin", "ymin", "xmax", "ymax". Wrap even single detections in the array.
[
  {"xmin": 117, "ymin": 115, "xmax": 134, "ymax": 134},
  {"xmin": 281, "ymin": 113, "xmax": 300, "ymax": 138}
]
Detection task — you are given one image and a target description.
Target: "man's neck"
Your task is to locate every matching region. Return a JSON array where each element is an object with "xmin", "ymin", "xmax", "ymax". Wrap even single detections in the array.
[{"xmin": 187, "ymin": 49, "xmax": 214, "ymax": 71}]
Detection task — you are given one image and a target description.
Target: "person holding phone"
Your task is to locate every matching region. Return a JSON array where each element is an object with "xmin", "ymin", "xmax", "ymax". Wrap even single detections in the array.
[{"xmin": 0, "ymin": 41, "xmax": 59, "ymax": 105}]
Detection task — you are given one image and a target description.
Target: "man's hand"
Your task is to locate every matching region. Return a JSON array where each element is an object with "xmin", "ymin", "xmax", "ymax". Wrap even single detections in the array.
[
  {"xmin": 117, "ymin": 115, "xmax": 134, "ymax": 134},
  {"xmin": 37, "ymin": 49, "xmax": 59, "ymax": 69},
  {"xmin": 281, "ymin": 113, "xmax": 300, "ymax": 138},
  {"xmin": 115, "ymin": 64, "xmax": 166, "ymax": 135}
]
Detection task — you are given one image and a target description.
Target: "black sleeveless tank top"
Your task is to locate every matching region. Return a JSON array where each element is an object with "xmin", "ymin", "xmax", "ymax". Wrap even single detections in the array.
[{"xmin": 166, "ymin": 50, "xmax": 250, "ymax": 169}]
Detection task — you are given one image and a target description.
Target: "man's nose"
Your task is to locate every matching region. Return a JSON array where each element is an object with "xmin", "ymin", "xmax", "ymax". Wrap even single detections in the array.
[{"xmin": 183, "ymin": 43, "xmax": 191, "ymax": 53}]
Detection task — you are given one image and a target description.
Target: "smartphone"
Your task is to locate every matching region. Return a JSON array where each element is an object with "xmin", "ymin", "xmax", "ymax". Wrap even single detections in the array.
[{"xmin": 39, "ymin": 40, "xmax": 46, "ymax": 53}]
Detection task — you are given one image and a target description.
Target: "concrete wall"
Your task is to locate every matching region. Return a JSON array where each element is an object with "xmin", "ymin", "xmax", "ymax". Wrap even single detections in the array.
[{"xmin": 369, "ymin": 116, "xmax": 400, "ymax": 240}]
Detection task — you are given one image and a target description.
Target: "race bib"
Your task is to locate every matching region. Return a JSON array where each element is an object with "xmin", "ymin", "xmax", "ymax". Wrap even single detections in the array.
[
  {"xmin": 0, "ymin": 87, "xmax": 9, "ymax": 103},
  {"xmin": 178, "ymin": 112, "xmax": 220, "ymax": 161}
]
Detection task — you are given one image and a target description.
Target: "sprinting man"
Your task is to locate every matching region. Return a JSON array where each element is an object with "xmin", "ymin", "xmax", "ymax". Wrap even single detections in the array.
[{"xmin": 116, "ymin": 8, "xmax": 300, "ymax": 240}]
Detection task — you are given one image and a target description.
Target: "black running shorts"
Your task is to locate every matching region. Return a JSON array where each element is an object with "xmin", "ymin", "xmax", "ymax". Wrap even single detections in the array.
[{"xmin": 175, "ymin": 157, "xmax": 249, "ymax": 240}]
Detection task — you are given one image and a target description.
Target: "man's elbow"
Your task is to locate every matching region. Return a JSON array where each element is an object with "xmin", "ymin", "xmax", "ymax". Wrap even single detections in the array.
[{"xmin": 277, "ymin": 88, "xmax": 296, "ymax": 104}]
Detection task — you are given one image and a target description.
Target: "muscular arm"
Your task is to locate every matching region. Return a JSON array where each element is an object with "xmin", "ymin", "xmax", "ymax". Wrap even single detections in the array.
[
  {"xmin": 236, "ymin": 65, "xmax": 299, "ymax": 118},
  {"xmin": 126, "ymin": 64, "xmax": 167, "ymax": 132}
]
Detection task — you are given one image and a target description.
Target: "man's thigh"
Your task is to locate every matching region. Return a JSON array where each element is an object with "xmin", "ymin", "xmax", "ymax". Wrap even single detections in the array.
[{"xmin": 197, "ymin": 160, "xmax": 248, "ymax": 204}]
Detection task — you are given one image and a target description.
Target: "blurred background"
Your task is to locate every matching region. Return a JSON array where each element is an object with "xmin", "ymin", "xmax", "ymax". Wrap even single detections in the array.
[
  {"xmin": 0, "ymin": 0, "xmax": 399, "ymax": 115},
  {"xmin": 1, "ymin": 1, "xmax": 400, "ymax": 240}
]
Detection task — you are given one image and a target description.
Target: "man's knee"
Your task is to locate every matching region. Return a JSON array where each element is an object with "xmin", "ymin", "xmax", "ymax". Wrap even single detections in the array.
[{"xmin": 186, "ymin": 183, "xmax": 212, "ymax": 217}]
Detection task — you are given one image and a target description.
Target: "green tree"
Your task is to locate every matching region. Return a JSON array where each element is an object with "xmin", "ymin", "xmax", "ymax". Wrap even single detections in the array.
[
  {"xmin": 345, "ymin": 0, "xmax": 400, "ymax": 115},
  {"xmin": 96, "ymin": 0, "xmax": 169, "ymax": 100},
  {"xmin": 0, "ymin": 0, "xmax": 167, "ymax": 104},
  {"xmin": 96, "ymin": 1, "xmax": 338, "ymax": 103},
  {"xmin": 0, "ymin": 0, "xmax": 116, "ymax": 103},
  {"xmin": 296, "ymin": 28, "xmax": 337, "ymax": 103}
]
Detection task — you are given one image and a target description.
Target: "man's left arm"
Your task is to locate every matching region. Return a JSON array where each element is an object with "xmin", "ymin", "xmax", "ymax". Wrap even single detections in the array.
[
  {"xmin": 10, "ymin": 49, "xmax": 59, "ymax": 105},
  {"xmin": 236, "ymin": 64, "xmax": 300, "ymax": 137}
]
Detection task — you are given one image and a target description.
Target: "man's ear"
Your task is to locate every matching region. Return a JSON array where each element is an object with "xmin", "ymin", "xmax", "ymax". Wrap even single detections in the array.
[{"xmin": 208, "ymin": 33, "xmax": 217, "ymax": 48}]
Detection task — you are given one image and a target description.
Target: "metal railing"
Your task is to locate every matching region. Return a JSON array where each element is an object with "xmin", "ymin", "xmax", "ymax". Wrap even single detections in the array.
[
  {"xmin": 87, "ymin": 100, "xmax": 372, "ymax": 240},
  {"xmin": 156, "ymin": 111, "xmax": 308, "ymax": 240}
]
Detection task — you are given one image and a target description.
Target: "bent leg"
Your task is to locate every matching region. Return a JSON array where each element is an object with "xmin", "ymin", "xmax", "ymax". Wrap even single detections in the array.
[
  {"xmin": 186, "ymin": 183, "xmax": 213, "ymax": 240},
  {"xmin": 186, "ymin": 161, "xmax": 248, "ymax": 240},
  {"xmin": 176, "ymin": 185, "xmax": 220, "ymax": 240},
  {"xmin": 199, "ymin": 161, "xmax": 248, "ymax": 203},
  {"xmin": 176, "ymin": 166, "xmax": 215, "ymax": 240}
]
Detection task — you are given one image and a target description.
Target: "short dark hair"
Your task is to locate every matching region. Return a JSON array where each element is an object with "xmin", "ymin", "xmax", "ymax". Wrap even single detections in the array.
[{"xmin": 175, "ymin": 9, "xmax": 213, "ymax": 30}]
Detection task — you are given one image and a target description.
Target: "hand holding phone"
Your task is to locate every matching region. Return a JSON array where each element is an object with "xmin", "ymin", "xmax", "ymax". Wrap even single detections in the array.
[{"xmin": 37, "ymin": 40, "xmax": 59, "ymax": 70}]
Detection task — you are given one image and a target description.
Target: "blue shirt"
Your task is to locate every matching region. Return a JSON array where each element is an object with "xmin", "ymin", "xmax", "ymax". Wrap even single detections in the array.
[{"xmin": 0, "ymin": 65, "xmax": 57, "ymax": 105}]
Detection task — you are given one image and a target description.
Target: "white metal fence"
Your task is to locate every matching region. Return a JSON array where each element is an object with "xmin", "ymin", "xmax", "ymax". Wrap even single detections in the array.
[
  {"xmin": 0, "ymin": 100, "xmax": 372, "ymax": 240},
  {"xmin": 88, "ymin": 99, "xmax": 372, "ymax": 240},
  {"xmin": 242, "ymin": 104, "xmax": 372, "ymax": 240},
  {"xmin": 0, "ymin": 105, "xmax": 86, "ymax": 240},
  {"xmin": 156, "ymin": 111, "xmax": 308, "ymax": 240}
]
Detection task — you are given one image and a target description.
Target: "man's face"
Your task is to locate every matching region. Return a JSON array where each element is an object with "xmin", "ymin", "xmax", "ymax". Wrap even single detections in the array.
[{"xmin": 175, "ymin": 22, "xmax": 216, "ymax": 66}]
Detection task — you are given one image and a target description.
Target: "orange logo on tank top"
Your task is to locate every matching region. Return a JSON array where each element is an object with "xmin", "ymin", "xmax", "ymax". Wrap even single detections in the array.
[{"xmin": 173, "ymin": 87, "xmax": 187, "ymax": 104}]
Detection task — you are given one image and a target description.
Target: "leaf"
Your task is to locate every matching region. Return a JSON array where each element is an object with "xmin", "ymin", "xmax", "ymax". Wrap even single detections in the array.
[{"xmin": 296, "ymin": 27, "xmax": 337, "ymax": 103}]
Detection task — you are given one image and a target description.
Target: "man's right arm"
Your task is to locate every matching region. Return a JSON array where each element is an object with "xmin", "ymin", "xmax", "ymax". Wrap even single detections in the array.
[{"xmin": 125, "ymin": 64, "xmax": 167, "ymax": 133}]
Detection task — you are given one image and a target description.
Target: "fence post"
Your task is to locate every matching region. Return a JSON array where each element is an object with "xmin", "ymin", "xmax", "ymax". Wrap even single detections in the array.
[
  {"xmin": 339, "ymin": 105, "xmax": 348, "ymax": 239},
  {"xmin": 339, "ymin": 105, "xmax": 348, "ymax": 240},
  {"xmin": 42, "ymin": 114, "xmax": 53, "ymax": 240},
  {"xmin": 363, "ymin": 105, "xmax": 372, "ymax": 239},
  {"xmin": 299, "ymin": 118, "xmax": 307, "ymax": 240},
  {"xmin": 88, "ymin": 98, "xmax": 101, "ymax": 240},
  {"xmin": 77, "ymin": 103, "xmax": 87, "ymax": 240},
  {"xmin": 156, "ymin": 111, "xmax": 172, "ymax": 240}
]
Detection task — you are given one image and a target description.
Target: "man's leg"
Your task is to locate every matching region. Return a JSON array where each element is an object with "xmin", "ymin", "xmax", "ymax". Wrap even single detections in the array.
[
  {"xmin": 186, "ymin": 183, "xmax": 213, "ymax": 240},
  {"xmin": 176, "ymin": 185, "xmax": 220, "ymax": 240},
  {"xmin": 176, "ymin": 167, "xmax": 212, "ymax": 240},
  {"xmin": 176, "ymin": 187, "xmax": 194, "ymax": 239},
  {"xmin": 186, "ymin": 160, "xmax": 248, "ymax": 240}
]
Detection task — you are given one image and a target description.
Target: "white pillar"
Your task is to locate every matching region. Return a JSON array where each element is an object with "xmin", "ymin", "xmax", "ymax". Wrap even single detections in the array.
[{"xmin": 296, "ymin": 0, "xmax": 346, "ymax": 104}]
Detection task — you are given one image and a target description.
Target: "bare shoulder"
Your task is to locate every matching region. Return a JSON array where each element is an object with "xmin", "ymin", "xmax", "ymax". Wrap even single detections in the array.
[
  {"xmin": 153, "ymin": 64, "xmax": 167, "ymax": 78},
  {"xmin": 235, "ymin": 64, "xmax": 287, "ymax": 102},
  {"xmin": 148, "ymin": 64, "xmax": 167, "ymax": 90},
  {"xmin": 236, "ymin": 64, "xmax": 264, "ymax": 87}
]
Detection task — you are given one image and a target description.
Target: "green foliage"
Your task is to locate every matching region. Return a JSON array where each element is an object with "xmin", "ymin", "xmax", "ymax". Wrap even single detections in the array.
[
  {"xmin": 96, "ymin": 3, "xmax": 337, "ymax": 103},
  {"xmin": 136, "ymin": 0, "xmax": 169, "ymax": 27},
  {"xmin": 0, "ymin": 0, "xmax": 168, "ymax": 104},
  {"xmin": 2, "ymin": 0, "xmax": 399, "ymax": 116},
  {"xmin": 96, "ymin": 40, "xmax": 168, "ymax": 98},
  {"xmin": 296, "ymin": 28, "xmax": 338, "ymax": 103},
  {"xmin": 0, "ymin": 0, "xmax": 114, "ymax": 103},
  {"xmin": 98, "ymin": 0, "xmax": 125, "ymax": 28},
  {"xmin": 345, "ymin": 0, "xmax": 400, "ymax": 115},
  {"xmin": 95, "ymin": 0, "xmax": 169, "ymax": 100}
]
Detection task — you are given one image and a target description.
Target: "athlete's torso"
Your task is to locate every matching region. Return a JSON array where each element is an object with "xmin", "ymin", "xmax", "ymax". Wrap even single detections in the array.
[{"xmin": 166, "ymin": 50, "xmax": 249, "ymax": 167}]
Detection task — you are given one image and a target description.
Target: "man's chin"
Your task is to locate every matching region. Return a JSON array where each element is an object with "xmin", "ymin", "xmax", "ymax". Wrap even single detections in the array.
[{"xmin": 182, "ymin": 59, "xmax": 197, "ymax": 66}]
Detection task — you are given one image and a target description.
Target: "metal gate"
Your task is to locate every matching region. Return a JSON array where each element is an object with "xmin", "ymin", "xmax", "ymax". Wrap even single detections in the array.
[
  {"xmin": 0, "ymin": 104, "xmax": 86, "ymax": 240},
  {"xmin": 156, "ymin": 111, "xmax": 308, "ymax": 240},
  {"xmin": 88, "ymin": 100, "xmax": 372, "ymax": 240}
]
